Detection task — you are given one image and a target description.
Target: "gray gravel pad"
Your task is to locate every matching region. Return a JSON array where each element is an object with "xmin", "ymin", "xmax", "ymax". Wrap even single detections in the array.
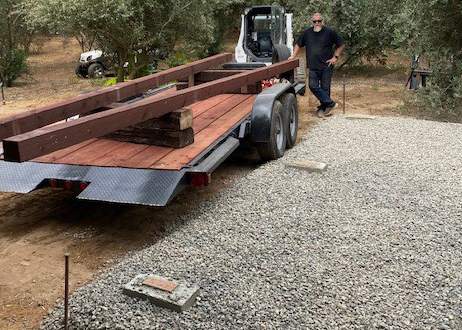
[{"xmin": 42, "ymin": 116, "xmax": 462, "ymax": 329}]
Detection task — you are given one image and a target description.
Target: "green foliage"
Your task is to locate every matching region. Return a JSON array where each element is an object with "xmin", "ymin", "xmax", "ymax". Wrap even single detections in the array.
[
  {"xmin": 165, "ymin": 51, "xmax": 189, "ymax": 68},
  {"xmin": 0, "ymin": 49, "xmax": 28, "ymax": 86},
  {"xmin": 398, "ymin": 0, "xmax": 462, "ymax": 121},
  {"xmin": 25, "ymin": 0, "xmax": 215, "ymax": 81},
  {"xmin": 90, "ymin": 77, "xmax": 118, "ymax": 87},
  {"xmin": 16, "ymin": 0, "xmax": 462, "ymax": 120},
  {"xmin": 208, "ymin": 0, "xmax": 403, "ymax": 66},
  {"xmin": 0, "ymin": 0, "xmax": 30, "ymax": 86}
]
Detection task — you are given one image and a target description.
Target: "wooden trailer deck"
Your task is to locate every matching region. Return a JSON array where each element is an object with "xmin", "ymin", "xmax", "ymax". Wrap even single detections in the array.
[{"xmin": 32, "ymin": 94, "xmax": 256, "ymax": 171}]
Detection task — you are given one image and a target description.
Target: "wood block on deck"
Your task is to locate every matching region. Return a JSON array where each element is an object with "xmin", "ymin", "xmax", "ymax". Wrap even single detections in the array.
[
  {"xmin": 240, "ymin": 83, "xmax": 263, "ymax": 94},
  {"xmin": 107, "ymin": 107, "xmax": 194, "ymax": 148},
  {"xmin": 108, "ymin": 127, "xmax": 194, "ymax": 148},
  {"xmin": 150, "ymin": 108, "xmax": 193, "ymax": 131}
]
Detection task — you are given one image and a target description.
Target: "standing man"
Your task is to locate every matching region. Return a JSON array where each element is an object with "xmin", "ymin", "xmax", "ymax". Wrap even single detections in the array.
[{"xmin": 290, "ymin": 13, "xmax": 345, "ymax": 117}]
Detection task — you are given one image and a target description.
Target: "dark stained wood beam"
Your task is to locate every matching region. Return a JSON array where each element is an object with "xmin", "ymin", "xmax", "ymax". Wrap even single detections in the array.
[
  {"xmin": 0, "ymin": 53, "xmax": 233, "ymax": 140},
  {"xmin": 2, "ymin": 59, "xmax": 299, "ymax": 162},
  {"xmin": 194, "ymin": 70, "xmax": 247, "ymax": 83}
]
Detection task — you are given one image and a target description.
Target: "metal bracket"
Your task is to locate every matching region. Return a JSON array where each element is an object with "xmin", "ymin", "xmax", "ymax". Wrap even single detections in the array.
[
  {"xmin": 188, "ymin": 137, "xmax": 240, "ymax": 174},
  {"xmin": 238, "ymin": 120, "xmax": 251, "ymax": 139}
]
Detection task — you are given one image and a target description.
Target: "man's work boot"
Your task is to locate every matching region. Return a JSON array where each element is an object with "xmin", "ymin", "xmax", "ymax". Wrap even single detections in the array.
[
  {"xmin": 316, "ymin": 108, "xmax": 325, "ymax": 118},
  {"xmin": 323, "ymin": 102, "xmax": 337, "ymax": 116}
]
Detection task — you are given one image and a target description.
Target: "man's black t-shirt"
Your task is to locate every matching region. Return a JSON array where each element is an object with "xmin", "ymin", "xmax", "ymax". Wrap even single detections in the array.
[{"xmin": 297, "ymin": 27, "xmax": 344, "ymax": 70}]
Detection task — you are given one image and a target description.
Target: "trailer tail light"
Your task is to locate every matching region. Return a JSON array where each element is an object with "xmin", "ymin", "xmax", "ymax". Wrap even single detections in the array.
[
  {"xmin": 189, "ymin": 173, "xmax": 211, "ymax": 187},
  {"xmin": 46, "ymin": 179, "xmax": 89, "ymax": 192},
  {"xmin": 64, "ymin": 180, "xmax": 73, "ymax": 190},
  {"xmin": 49, "ymin": 179, "xmax": 58, "ymax": 188}
]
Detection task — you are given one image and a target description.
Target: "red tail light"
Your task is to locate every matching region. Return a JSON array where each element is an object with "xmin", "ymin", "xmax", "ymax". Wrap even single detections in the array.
[{"xmin": 190, "ymin": 173, "xmax": 211, "ymax": 187}]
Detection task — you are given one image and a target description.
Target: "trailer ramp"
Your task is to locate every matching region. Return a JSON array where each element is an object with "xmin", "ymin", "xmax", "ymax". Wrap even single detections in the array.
[{"xmin": 0, "ymin": 161, "xmax": 186, "ymax": 206}]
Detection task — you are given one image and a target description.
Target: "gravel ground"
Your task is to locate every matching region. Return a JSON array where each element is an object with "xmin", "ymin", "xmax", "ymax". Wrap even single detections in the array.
[{"xmin": 42, "ymin": 116, "xmax": 462, "ymax": 330}]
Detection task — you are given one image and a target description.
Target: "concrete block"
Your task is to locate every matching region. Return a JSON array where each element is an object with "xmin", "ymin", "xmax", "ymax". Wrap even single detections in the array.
[
  {"xmin": 285, "ymin": 160, "xmax": 328, "ymax": 173},
  {"xmin": 123, "ymin": 274, "xmax": 200, "ymax": 312},
  {"xmin": 344, "ymin": 114, "xmax": 376, "ymax": 120}
]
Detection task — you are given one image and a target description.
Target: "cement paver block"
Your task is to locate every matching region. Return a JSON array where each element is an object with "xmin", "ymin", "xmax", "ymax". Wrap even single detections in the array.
[
  {"xmin": 123, "ymin": 274, "xmax": 199, "ymax": 312},
  {"xmin": 344, "ymin": 114, "xmax": 376, "ymax": 120},
  {"xmin": 285, "ymin": 160, "xmax": 329, "ymax": 173}
]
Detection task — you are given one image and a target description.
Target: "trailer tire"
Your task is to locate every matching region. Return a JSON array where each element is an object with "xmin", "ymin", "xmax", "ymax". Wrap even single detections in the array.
[
  {"xmin": 256, "ymin": 100, "xmax": 287, "ymax": 161},
  {"xmin": 280, "ymin": 93, "xmax": 298, "ymax": 149}
]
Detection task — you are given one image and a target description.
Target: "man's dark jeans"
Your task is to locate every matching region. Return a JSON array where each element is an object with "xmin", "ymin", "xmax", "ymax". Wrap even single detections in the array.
[{"xmin": 308, "ymin": 67, "xmax": 334, "ymax": 107}]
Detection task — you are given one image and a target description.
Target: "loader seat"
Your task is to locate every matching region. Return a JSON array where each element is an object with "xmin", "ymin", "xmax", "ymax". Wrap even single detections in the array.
[{"xmin": 258, "ymin": 31, "xmax": 273, "ymax": 53}]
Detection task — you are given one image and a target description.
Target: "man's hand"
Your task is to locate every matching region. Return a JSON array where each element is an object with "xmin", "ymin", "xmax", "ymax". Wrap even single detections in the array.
[
  {"xmin": 288, "ymin": 55, "xmax": 296, "ymax": 61},
  {"xmin": 326, "ymin": 56, "xmax": 338, "ymax": 67}
]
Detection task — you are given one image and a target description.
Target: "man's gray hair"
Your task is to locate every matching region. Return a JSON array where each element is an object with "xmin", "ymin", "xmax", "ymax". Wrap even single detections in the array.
[{"xmin": 312, "ymin": 12, "xmax": 323, "ymax": 19}]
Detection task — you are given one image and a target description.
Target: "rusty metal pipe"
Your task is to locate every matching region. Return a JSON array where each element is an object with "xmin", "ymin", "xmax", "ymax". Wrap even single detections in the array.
[{"xmin": 64, "ymin": 253, "xmax": 69, "ymax": 330}]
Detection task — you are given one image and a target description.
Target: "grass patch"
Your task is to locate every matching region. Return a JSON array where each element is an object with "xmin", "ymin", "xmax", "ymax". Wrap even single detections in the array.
[{"xmin": 90, "ymin": 77, "xmax": 118, "ymax": 87}]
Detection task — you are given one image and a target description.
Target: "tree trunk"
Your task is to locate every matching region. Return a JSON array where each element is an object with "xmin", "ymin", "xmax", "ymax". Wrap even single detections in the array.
[{"xmin": 116, "ymin": 67, "xmax": 125, "ymax": 83}]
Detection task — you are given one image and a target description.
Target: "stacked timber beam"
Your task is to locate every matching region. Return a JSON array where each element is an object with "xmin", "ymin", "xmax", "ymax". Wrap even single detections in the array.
[
  {"xmin": 0, "ymin": 55, "xmax": 299, "ymax": 162},
  {"xmin": 0, "ymin": 53, "xmax": 233, "ymax": 140},
  {"xmin": 107, "ymin": 108, "xmax": 194, "ymax": 148}
]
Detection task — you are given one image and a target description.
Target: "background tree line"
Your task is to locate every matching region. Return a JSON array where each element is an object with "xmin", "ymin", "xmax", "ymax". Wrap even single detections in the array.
[{"xmin": 0, "ymin": 0, "xmax": 461, "ymax": 120}]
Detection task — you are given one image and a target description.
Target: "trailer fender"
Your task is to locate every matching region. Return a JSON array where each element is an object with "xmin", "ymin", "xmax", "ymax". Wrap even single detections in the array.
[{"xmin": 250, "ymin": 82, "xmax": 295, "ymax": 143}]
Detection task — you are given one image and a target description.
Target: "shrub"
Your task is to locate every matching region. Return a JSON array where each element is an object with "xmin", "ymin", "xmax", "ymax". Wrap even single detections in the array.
[
  {"xmin": 165, "ymin": 51, "xmax": 189, "ymax": 68},
  {"xmin": 0, "ymin": 49, "xmax": 28, "ymax": 87}
]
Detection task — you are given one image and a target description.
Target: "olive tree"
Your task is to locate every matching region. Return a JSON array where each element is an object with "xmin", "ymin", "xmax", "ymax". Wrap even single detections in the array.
[
  {"xmin": 397, "ymin": 0, "xmax": 462, "ymax": 120},
  {"xmin": 0, "ymin": 0, "xmax": 30, "ymax": 86},
  {"xmin": 25, "ymin": 0, "xmax": 215, "ymax": 82}
]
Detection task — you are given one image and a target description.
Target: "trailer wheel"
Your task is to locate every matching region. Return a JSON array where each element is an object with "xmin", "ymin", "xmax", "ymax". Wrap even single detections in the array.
[
  {"xmin": 256, "ymin": 100, "xmax": 287, "ymax": 161},
  {"xmin": 280, "ymin": 93, "xmax": 298, "ymax": 149}
]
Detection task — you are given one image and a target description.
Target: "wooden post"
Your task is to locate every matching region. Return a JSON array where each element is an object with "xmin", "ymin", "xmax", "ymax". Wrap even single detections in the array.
[{"xmin": 188, "ymin": 74, "xmax": 195, "ymax": 88}]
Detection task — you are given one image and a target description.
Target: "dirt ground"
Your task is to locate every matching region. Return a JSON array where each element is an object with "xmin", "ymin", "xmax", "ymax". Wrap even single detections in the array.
[{"xmin": 0, "ymin": 37, "xmax": 406, "ymax": 329}]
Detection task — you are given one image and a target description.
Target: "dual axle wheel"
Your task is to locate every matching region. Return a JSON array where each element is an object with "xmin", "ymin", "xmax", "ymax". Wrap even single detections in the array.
[{"xmin": 256, "ymin": 92, "xmax": 299, "ymax": 161}]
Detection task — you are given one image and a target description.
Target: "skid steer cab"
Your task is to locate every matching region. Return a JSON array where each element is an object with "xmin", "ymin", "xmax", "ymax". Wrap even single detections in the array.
[{"xmin": 234, "ymin": 5, "xmax": 294, "ymax": 67}]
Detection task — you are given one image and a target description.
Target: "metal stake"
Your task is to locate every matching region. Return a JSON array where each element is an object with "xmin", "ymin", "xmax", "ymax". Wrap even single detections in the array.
[
  {"xmin": 342, "ymin": 76, "xmax": 346, "ymax": 114},
  {"xmin": 64, "ymin": 253, "xmax": 70, "ymax": 330},
  {"xmin": 0, "ymin": 82, "xmax": 5, "ymax": 105}
]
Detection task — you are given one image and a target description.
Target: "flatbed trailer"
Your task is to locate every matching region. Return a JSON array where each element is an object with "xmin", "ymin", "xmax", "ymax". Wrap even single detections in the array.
[{"xmin": 0, "ymin": 54, "xmax": 304, "ymax": 206}]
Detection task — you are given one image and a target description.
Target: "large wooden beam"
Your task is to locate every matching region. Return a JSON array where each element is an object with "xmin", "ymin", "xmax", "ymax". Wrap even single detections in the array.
[
  {"xmin": 194, "ymin": 69, "xmax": 247, "ymax": 83},
  {"xmin": 0, "ymin": 53, "xmax": 233, "ymax": 140},
  {"xmin": 3, "ymin": 59, "xmax": 299, "ymax": 162}
]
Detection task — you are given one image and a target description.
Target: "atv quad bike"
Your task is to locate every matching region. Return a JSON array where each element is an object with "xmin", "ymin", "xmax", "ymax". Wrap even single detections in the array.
[{"xmin": 75, "ymin": 50, "xmax": 110, "ymax": 79}]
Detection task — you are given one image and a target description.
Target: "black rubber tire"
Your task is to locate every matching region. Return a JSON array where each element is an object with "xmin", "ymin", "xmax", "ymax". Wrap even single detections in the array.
[
  {"xmin": 75, "ymin": 64, "xmax": 86, "ymax": 78},
  {"xmin": 256, "ymin": 100, "xmax": 287, "ymax": 161},
  {"xmin": 88, "ymin": 62, "xmax": 105, "ymax": 79},
  {"xmin": 272, "ymin": 44, "xmax": 291, "ymax": 63},
  {"xmin": 280, "ymin": 93, "xmax": 299, "ymax": 149},
  {"xmin": 272, "ymin": 44, "xmax": 294, "ymax": 83}
]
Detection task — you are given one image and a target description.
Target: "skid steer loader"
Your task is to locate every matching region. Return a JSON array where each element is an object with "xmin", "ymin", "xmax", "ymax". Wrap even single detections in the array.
[{"xmin": 228, "ymin": 5, "xmax": 305, "ymax": 85}]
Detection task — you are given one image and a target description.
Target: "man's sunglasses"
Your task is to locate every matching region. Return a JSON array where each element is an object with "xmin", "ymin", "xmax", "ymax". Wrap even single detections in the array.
[{"xmin": 312, "ymin": 20, "xmax": 323, "ymax": 23}]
